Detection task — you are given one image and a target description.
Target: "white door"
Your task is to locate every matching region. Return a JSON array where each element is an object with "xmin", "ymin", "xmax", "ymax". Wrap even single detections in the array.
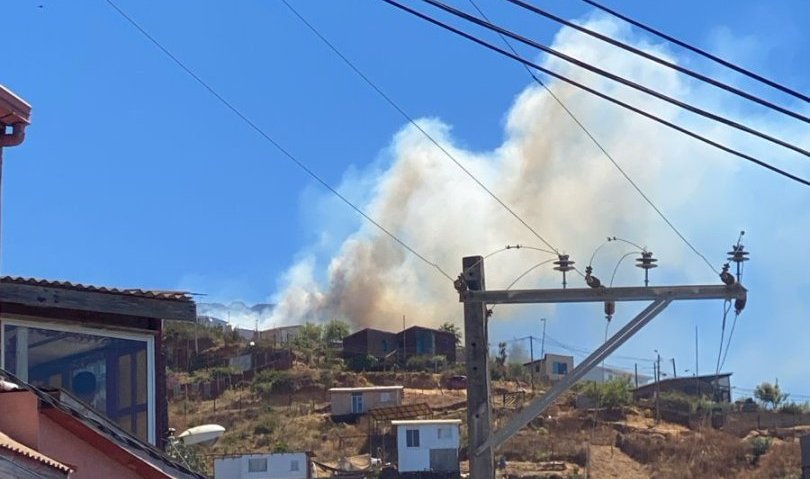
[{"xmin": 351, "ymin": 393, "xmax": 364, "ymax": 413}]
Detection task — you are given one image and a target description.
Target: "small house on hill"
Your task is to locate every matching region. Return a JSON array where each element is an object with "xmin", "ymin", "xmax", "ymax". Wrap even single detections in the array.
[
  {"xmin": 342, "ymin": 328, "xmax": 397, "ymax": 360},
  {"xmin": 214, "ymin": 452, "xmax": 313, "ymax": 479},
  {"xmin": 391, "ymin": 419, "xmax": 461, "ymax": 477},
  {"xmin": 524, "ymin": 353, "xmax": 573, "ymax": 383},
  {"xmin": 397, "ymin": 326, "xmax": 456, "ymax": 364},
  {"xmin": 329, "ymin": 386, "xmax": 403, "ymax": 422},
  {"xmin": 633, "ymin": 373, "xmax": 733, "ymax": 403}
]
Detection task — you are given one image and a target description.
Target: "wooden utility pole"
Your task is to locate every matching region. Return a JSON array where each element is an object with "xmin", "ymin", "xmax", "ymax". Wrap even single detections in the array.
[{"xmin": 461, "ymin": 256, "xmax": 494, "ymax": 478}]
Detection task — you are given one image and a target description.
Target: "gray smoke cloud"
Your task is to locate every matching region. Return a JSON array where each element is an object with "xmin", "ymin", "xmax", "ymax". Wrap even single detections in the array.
[{"xmin": 264, "ymin": 14, "xmax": 807, "ymax": 334}]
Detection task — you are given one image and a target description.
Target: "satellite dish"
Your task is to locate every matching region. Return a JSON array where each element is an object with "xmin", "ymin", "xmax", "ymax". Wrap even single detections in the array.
[{"xmin": 177, "ymin": 424, "xmax": 225, "ymax": 447}]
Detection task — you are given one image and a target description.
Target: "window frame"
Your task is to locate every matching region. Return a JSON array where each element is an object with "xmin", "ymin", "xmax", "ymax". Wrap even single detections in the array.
[
  {"xmin": 406, "ymin": 428, "xmax": 420, "ymax": 448},
  {"xmin": 247, "ymin": 457, "xmax": 268, "ymax": 472},
  {"xmin": 290, "ymin": 459, "xmax": 300, "ymax": 471},
  {"xmin": 0, "ymin": 315, "xmax": 156, "ymax": 445}
]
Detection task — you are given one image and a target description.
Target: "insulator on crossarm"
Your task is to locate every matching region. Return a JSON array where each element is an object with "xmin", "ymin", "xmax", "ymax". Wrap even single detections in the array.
[
  {"xmin": 727, "ymin": 237, "xmax": 750, "ymax": 283},
  {"xmin": 553, "ymin": 254, "xmax": 575, "ymax": 289},
  {"xmin": 604, "ymin": 301, "xmax": 616, "ymax": 322},
  {"xmin": 585, "ymin": 265, "xmax": 602, "ymax": 289},
  {"xmin": 635, "ymin": 251, "xmax": 658, "ymax": 287}
]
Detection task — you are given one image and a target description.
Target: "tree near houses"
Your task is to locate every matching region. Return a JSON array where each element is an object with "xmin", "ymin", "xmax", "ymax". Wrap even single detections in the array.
[
  {"xmin": 754, "ymin": 382, "xmax": 788, "ymax": 409},
  {"xmin": 322, "ymin": 319, "xmax": 350, "ymax": 344},
  {"xmin": 439, "ymin": 322, "xmax": 462, "ymax": 345}
]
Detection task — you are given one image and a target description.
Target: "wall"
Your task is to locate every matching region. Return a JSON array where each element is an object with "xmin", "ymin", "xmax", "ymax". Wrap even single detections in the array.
[
  {"xmin": 330, "ymin": 389, "xmax": 402, "ymax": 416},
  {"xmin": 342, "ymin": 329, "xmax": 397, "ymax": 359},
  {"xmin": 543, "ymin": 354, "xmax": 573, "ymax": 382},
  {"xmin": 396, "ymin": 424, "xmax": 459, "ymax": 473},
  {"xmin": 38, "ymin": 415, "xmax": 143, "ymax": 479},
  {"xmin": 214, "ymin": 453, "xmax": 309, "ymax": 479},
  {"xmin": 0, "ymin": 391, "xmax": 40, "ymax": 449}
]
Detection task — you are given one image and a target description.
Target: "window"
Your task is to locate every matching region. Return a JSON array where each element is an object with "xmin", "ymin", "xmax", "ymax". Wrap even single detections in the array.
[
  {"xmin": 351, "ymin": 392, "xmax": 364, "ymax": 413},
  {"xmin": 437, "ymin": 426, "xmax": 452, "ymax": 439},
  {"xmin": 535, "ymin": 365, "xmax": 540, "ymax": 373},
  {"xmin": 248, "ymin": 458, "xmax": 268, "ymax": 472},
  {"xmin": 290, "ymin": 459, "xmax": 300, "ymax": 471},
  {"xmin": 381, "ymin": 392, "xmax": 392, "ymax": 402},
  {"xmin": 382, "ymin": 339, "xmax": 389, "ymax": 352},
  {"xmin": 553, "ymin": 362, "xmax": 568, "ymax": 375},
  {"xmin": 406, "ymin": 429, "xmax": 420, "ymax": 447},
  {"xmin": 2, "ymin": 320, "xmax": 154, "ymax": 443}
]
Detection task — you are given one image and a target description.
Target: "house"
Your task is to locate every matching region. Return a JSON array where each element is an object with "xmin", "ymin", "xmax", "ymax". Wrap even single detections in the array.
[
  {"xmin": 391, "ymin": 419, "xmax": 461, "ymax": 476},
  {"xmin": 342, "ymin": 328, "xmax": 398, "ymax": 360},
  {"xmin": 259, "ymin": 325, "xmax": 303, "ymax": 347},
  {"xmin": 524, "ymin": 353, "xmax": 574, "ymax": 383},
  {"xmin": 397, "ymin": 326, "xmax": 457, "ymax": 364},
  {"xmin": 214, "ymin": 452, "xmax": 312, "ymax": 479},
  {"xmin": 329, "ymin": 386, "xmax": 404, "ymax": 421},
  {"xmin": 633, "ymin": 373, "xmax": 733, "ymax": 403},
  {"xmin": 0, "ymin": 373, "xmax": 204, "ymax": 479},
  {"xmin": 0, "ymin": 276, "xmax": 196, "ymax": 446}
]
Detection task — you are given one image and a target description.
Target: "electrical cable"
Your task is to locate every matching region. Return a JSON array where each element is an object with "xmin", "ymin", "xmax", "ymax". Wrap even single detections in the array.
[
  {"xmin": 719, "ymin": 310, "xmax": 740, "ymax": 371},
  {"xmin": 609, "ymin": 251, "xmax": 642, "ymax": 286},
  {"xmin": 104, "ymin": 0, "xmax": 454, "ymax": 282},
  {"xmin": 280, "ymin": 0, "xmax": 561, "ymax": 255},
  {"xmin": 714, "ymin": 299, "xmax": 733, "ymax": 376},
  {"xmin": 420, "ymin": 0, "xmax": 810, "ymax": 158},
  {"xmin": 508, "ymin": 0, "xmax": 810, "ymax": 124},
  {"xmin": 381, "ymin": 1, "xmax": 810, "ymax": 190},
  {"xmin": 580, "ymin": 0, "xmax": 810, "ymax": 104}
]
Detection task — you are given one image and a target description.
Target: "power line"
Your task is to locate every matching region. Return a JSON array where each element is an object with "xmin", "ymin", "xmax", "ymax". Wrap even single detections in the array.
[
  {"xmin": 279, "ymin": 0, "xmax": 561, "ymax": 256},
  {"xmin": 419, "ymin": 0, "xmax": 810, "ymax": 158},
  {"xmin": 381, "ymin": 0, "xmax": 810, "ymax": 187},
  {"xmin": 507, "ymin": 0, "xmax": 810, "ymax": 124},
  {"xmin": 104, "ymin": 0, "xmax": 454, "ymax": 282},
  {"xmin": 580, "ymin": 0, "xmax": 810, "ymax": 104},
  {"xmin": 466, "ymin": 1, "xmax": 720, "ymax": 275}
]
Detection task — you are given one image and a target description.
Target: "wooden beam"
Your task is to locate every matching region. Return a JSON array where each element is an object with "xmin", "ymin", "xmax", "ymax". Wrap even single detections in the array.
[{"xmin": 0, "ymin": 282, "xmax": 196, "ymax": 321}]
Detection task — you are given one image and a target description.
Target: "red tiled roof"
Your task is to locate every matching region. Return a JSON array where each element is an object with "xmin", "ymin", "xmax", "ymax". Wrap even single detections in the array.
[
  {"xmin": 0, "ymin": 431, "xmax": 72, "ymax": 474},
  {"xmin": 0, "ymin": 276, "xmax": 192, "ymax": 302}
]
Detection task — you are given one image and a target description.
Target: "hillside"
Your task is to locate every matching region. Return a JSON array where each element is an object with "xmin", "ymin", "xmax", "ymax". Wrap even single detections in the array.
[{"xmin": 168, "ymin": 365, "xmax": 804, "ymax": 478}]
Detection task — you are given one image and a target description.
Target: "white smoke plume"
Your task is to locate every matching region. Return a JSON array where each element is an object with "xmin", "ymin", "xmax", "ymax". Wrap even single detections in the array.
[{"xmin": 265, "ymin": 14, "xmax": 807, "ymax": 333}]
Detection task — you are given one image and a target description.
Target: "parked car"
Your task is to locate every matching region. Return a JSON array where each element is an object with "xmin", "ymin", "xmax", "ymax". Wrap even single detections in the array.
[{"xmin": 444, "ymin": 375, "xmax": 467, "ymax": 390}]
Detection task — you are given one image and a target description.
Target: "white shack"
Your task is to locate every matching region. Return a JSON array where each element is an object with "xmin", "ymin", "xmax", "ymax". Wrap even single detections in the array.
[
  {"xmin": 329, "ymin": 386, "xmax": 404, "ymax": 418},
  {"xmin": 392, "ymin": 419, "xmax": 461, "ymax": 474},
  {"xmin": 214, "ymin": 452, "xmax": 311, "ymax": 479}
]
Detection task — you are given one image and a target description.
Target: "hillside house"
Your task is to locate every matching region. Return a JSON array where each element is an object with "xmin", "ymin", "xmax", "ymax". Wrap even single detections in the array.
[
  {"xmin": 392, "ymin": 419, "xmax": 461, "ymax": 476},
  {"xmin": 259, "ymin": 325, "xmax": 302, "ymax": 347},
  {"xmin": 0, "ymin": 276, "xmax": 196, "ymax": 446},
  {"xmin": 214, "ymin": 452, "xmax": 312, "ymax": 479},
  {"xmin": 524, "ymin": 353, "xmax": 574, "ymax": 383},
  {"xmin": 397, "ymin": 326, "xmax": 456, "ymax": 364},
  {"xmin": 342, "ymin": 328, "xmax": 398, "ymax": 361},
  {"xmin": 634, "ymin": 373, "xmax": 733, "ymax": 403},
  {"xmin": 581, "ymin": 365, "xmax": 652, "ymax": 385},
  {"xmin": 329, "ymin": 386, "xmax": 403, "ymax": 421}
]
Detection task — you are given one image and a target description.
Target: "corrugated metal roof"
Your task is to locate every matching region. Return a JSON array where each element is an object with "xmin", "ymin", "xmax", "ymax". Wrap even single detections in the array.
[
  {"xmin": 0, "ymin": 276, "xmax": 192, "ymax": 302},
  {"xmin": 0, "ymin": 431, "xmax": 72, "ymax": 473}
]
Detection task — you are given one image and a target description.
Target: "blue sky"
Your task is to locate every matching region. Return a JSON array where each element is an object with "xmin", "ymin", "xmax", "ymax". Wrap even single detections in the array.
[{"xmin": 3, "ymin": 1, "xmax": 809, "ymax": 398}]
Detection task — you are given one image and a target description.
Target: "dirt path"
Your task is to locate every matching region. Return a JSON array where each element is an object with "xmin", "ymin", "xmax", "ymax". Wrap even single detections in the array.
[{"xmin": 588, "ymin": 445, "xmax": 649, "ymax": 479}]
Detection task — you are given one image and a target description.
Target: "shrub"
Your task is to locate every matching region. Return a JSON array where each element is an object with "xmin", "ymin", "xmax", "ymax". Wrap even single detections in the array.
[
  {"xmin": 778, "ymin": 401, "xmax": 808, "ymax": 415},
  {"xmin": 750, "ymin": 436, "xmax": 772, "ymax": 464},
  {"xmin": 251, "ymin": 370, "xmax": 296, "ymax": 397},
  {"xmin": 405, "ymin": 355, "xmax": 446, "ymax": 372},
  {"xmin": 347, "ymin": 354, "xmax": 380, "ymax": 372},
  {"xmin": 581, "ymin": 377, "xmax": 632, "ymax": 410}
]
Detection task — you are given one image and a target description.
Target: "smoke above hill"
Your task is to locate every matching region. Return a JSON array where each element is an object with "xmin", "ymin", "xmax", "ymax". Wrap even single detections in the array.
[{"xmin": 262, "ymin": 14, "xmax": 805, "ymax": 332}]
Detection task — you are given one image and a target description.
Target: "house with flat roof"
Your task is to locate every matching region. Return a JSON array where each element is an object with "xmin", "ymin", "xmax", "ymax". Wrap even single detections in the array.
[
  {"xmin": 391, "ymin": 419, "xmax": 461, "ymax": 476},
  {"xmin": 524, "ymin": 353, "xmax": 573, "ymax": 383},
  {"xmin": 214, "ymin": 452, "xmax": 313, "ymax": 479},
  {"xmin": 634, "ymin": 373, "xmax": 733, "ymax": 403},
  {"xmin": 329, "ymin": 386, "xmax": 404, "ymax": 422}
]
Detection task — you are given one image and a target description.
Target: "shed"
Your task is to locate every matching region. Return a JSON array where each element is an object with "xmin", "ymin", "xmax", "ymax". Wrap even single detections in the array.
[
  {"xmin": 397, "ymin": 326, "xmax": 456, "ymax": 364},
  {"xmin": 633, "ymin": 373, "xmax": 733, "ymax": 403},
  {"xmin": 342, "ymin": 328, "xmax": 397, "ymax": 360},
  {"xmin": 329, "ymin": 386, "xmax": 403, "ymax": 421},
  {"xmin": 524, "ymin": 353, "xmax": 573, "ymax": 383},
  {"xmin": 214, "ymin": 452, "xmax": 312, "ymax": 479},
  {"xmin": 391, "ymin": 419, "xmax": 461, "ymax": 476}
]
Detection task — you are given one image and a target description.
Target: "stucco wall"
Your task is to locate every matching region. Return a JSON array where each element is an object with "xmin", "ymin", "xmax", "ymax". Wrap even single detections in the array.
[
  {"xmin": 214, "ymin": 452, "xmax": 309, "ymax": 479},
  {"xmin": 0, "ymin": 391, "xmax": 40, "ymax": 449},
  {"xmin": 38, "ymin": 415, "xmax": 143, "ymax": 479}
]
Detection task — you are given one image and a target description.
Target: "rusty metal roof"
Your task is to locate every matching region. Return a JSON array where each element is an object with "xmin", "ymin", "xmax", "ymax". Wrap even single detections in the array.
[
  {"xmin": 0, "ymin": 431, "xmax": 73, "ymax": 474},
  {"xmin": 0, "ymin": 276, "xmax": 193, "ymax": 302},
  {"xmin": 369, "ymin": 402, "xmax": 431, "ymax": 421}
]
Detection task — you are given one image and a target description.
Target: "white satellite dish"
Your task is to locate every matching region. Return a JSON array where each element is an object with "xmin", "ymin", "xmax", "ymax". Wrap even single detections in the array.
[{"xmin": 177, "ymin": 424, "xmax": 225, "ymax": 446}]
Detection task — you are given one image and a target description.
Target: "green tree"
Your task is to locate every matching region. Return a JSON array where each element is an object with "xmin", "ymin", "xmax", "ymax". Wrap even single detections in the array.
[
  {"xmin": 322, "ymin": 319, "xmax": 350, "ymax": 344},
  {"xmin": 754, "ymin": 382, "xmax": 788, "ymax": 409},
  {"xmin": 439, "ymin": 322, "xmax": 462, "ymax": 346},
  {"xmin": 291, "ymin": 322, "xmax": 323, "ymax": 365},
  {"xmin": 581, "ymin": 377, "xmax": 633, "ymax": 410}
]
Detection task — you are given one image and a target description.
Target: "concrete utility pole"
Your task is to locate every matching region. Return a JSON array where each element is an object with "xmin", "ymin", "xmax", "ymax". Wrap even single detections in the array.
[
  {"xmin": 540, "ymin": 317, "xmax": 547, "ymax": 358},
  {"xmin": 457, "ymin": 254, "xmax": 748, "ymax": 479},
  {"xmin": 460, "ymin": 256, "xmax": 494, "ymax": 478}
]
